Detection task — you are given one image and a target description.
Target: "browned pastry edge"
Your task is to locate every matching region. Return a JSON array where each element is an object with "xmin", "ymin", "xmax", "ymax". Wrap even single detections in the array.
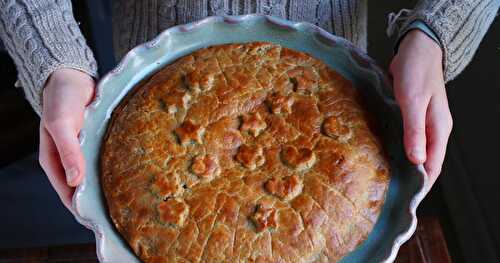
[{"xmin": 100, "ymin": 42, "xmax": 390, "ymax": 263}]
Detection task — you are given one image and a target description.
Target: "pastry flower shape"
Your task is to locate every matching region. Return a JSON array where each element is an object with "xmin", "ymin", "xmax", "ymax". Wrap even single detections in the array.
[
  {"xmin": 175, "ymin": 120, "xmax": 205, "ymax": 145},
  {"xmin": 190, "ymin": 154, "xmax": 220, "ymax": 181},
  {"xmin": 323, "ymin": 116, "xmax": 351, "ymax": 141},
  {"xmin": 151, "ymin": 173, "xmax": 183, "ymax": 200},
  {"xmin": 235, "ymin": 144, "xmax": 265, "ymax": 170},
  {"xmin": 266, "ymin": 92, "xmax": 294, "ymax": 114},
  {"xmin": 265, "ymin": 175, "xmax": 303, "ymax": 201},
  {"xmin": 240, "ymin": 112, "xmax": 267, "ymax": 137},
  {"xmin": 251, "ymin": 201, "xmax": 277, "ymax": 232},
  {"xmin": 281, "ymin": 145, "xmax": 316, "ymax": 171}
]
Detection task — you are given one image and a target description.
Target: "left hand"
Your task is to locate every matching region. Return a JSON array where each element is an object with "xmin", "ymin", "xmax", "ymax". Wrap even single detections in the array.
[
  {"xmin": 390, "ymin": 30, "xmax": 453, "ymax": 188},
  {"xmin": 39, "ymin": 68, "xmax": 95, "ymax": 210}
]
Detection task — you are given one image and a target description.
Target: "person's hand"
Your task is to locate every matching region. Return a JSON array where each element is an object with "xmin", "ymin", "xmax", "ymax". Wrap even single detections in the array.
[
  {"xmin": 39, "ymin": 68, "xmax": 95, "ymax": 210},
  {"xmin": 390, "ymin": 30, "xmax": 453, "ymax": 188}
]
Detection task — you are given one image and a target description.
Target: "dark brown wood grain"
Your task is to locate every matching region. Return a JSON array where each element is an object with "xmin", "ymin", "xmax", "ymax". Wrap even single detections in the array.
[
  {"xmin": 395, "ymin": 217, "xmax": 452, "ymax": 263},
  {"xmin": 0, "ymin": 217, "xmax": 450, "ymax": 263},
  {"xmin": 0, "ymin": 243, "xmax": 98, "ymax": 263}
]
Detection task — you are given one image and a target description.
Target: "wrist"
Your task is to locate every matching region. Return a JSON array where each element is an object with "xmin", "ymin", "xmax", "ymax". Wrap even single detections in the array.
[
  {"xmin": 400, "ymin": 30, "xmax": 442, "ymax": 61},
  {"xmin": 44, "ymin": 68, "xmax": 96, "ymax": 106}
]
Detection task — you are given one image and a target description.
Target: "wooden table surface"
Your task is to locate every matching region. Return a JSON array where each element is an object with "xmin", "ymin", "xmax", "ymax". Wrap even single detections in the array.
[{"xmin": 0, "ymin": 217, "xmax": 451, "ymax": 263}]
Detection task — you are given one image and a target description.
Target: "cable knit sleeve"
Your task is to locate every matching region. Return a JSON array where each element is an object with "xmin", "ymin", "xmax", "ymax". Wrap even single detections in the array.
[
  {"xmin": 398, "ymin": 0, "xmax": 500, "ymax": 82},
  {"xmin": 0, "ymin": 0, "xmax": 98, "ymax": 116}
]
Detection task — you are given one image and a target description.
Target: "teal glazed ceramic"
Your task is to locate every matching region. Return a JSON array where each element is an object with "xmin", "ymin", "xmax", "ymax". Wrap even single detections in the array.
[{"xmin": 74, "ymin": 15, "xmax": 429, "ymax": 263}]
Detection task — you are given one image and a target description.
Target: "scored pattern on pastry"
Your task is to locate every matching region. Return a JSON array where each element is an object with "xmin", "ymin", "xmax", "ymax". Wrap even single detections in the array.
[
  {"xmin": 158, "ymin": 198, "xmax": 189, "ymax": 227},
  {"xmin": 101, "ymin": 42, "xmax": 390, "ymax": 263},
  {"xmin": 184, "ymin": 69, "xmax": 215, "ymax": 92},
  {"xmin": 161, "ymin": 91, "xmax": 192, "ymax": 114}
]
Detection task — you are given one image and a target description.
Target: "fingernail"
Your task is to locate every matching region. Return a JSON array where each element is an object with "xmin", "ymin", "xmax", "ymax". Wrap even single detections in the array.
[
  {"xmin": 66, "ymin": 167, "xmax": 79, "ymax": 185},
  {"xmin": 410, "ymin": 148, "xmax": 425, "ymax": 163}
]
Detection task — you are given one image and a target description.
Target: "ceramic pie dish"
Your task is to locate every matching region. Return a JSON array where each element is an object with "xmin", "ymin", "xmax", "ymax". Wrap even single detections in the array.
[{"xmin": 73, "ymin": 15, "xmax": 429, "ymax": 263}]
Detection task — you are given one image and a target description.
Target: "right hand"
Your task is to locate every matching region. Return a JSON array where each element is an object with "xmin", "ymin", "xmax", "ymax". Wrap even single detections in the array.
[
  {"xmin": 390, "ymin": 30, "xmax": 453, "ymax": 189},
  {"xmin": 39, "ymin": 68, "xmax": 95, "ymax": 211}
]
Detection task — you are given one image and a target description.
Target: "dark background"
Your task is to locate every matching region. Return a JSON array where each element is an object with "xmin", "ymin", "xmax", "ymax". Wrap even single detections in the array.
[{"xmin": 0, "ymin": 1, "xmax": 498, "ymax": 262}]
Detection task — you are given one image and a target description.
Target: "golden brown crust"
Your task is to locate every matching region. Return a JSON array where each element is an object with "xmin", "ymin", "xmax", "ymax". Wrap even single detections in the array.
[{"xmin": 101, "ymin": 42, "xmax": 390, "ymax": 263}]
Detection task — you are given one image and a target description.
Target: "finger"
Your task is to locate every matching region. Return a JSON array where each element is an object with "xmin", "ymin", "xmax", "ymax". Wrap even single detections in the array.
[
  {"xmin": 44, "ymin": 119, "xmax": 85, "ymax": 187},
  {"xmin": 424, "ymin": 94, "xmax": 453, "ymax": 186},
  {"xmin": 39, "ymin": 124, "xmax": 74, "ymax": 210},
  {"xmin": 395, "ymin": 88, "xmax": 430, "ymax": 165}
]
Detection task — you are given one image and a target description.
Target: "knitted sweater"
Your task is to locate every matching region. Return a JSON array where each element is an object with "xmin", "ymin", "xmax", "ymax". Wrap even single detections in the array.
[{"xmin": 0, "ymin": 0, "xmax": 498, "ymax": 116}]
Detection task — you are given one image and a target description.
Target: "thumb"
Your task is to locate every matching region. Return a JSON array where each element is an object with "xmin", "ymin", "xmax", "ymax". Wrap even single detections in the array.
[
  {"xmin": 398, "ymin": 94, "xmax": 429, "ymax": 164},
  {"xmin": 392, "ymin": 70, "xmax": 430, "ymax": 165},
  {"xmin": 45, "ymin": 119, "xmax": 85, "ymax": 187}
]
